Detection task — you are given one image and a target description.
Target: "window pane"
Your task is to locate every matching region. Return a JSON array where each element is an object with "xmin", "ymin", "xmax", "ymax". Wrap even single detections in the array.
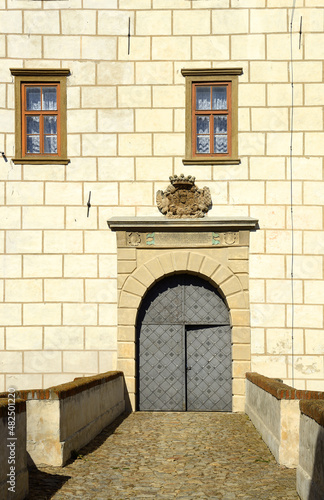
[
  {"xmin": 26, "ymin": 116, "xmax": 40, "ymax": 134},
  {"xmin": 26, "ymin": 87, "xmax": 41, "ymax": 111},
  {"xmin": 44, "ymin": 135, "xmax": 57, "ymax": 154},
  {"xmin": 196, "ymin": 136, "xmax": 210, "ymax": 154},
  {"xmin": 44, "ymin": 116, "xmax": 57, "ymax": 134},
  {"xmin": 196, "ymin": 86, "xmax": 211, "ymax": 110},
  {"xmin": 214, "ymin": 135, "xmax": 228, "ymax": 154},
  {"xmin": 197, "ymin": 116, "xmax": 209, "ymax": 134},
  {"xmin": 214, "ymin": 116, "xmax": 227, "ymax": 134},
  {"xmin": 42, "ymin": 87, "xmax": 57, "ymax": 111},
  {"xmin": 212, "ymin": 86, "xmax": 227, "ymax": 110},
  {"xmin": 26, "ymin": 135, "xmax": 40, "ymax": 153}
]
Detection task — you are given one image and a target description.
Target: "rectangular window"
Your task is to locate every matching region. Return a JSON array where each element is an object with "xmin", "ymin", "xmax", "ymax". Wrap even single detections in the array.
[
  {"xmin": 182, "ymin": 68, "xmax": 242, "ymax": 165},
  {"xmin": 23, "ymin": 84, "xmax": 60, "ymax": 156},
  {"xmin": 10, "ymin": 69, "xmax": 70, "ymax": 165},
  {"xmin": 193, "ymin": 82, "xmax": 231, "ymax": 157}
]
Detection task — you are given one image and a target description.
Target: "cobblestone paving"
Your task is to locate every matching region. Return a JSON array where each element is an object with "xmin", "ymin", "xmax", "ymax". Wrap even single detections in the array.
[{"xmin": 27, "ymin": 412, "xmax": 299, "ymax": 500}]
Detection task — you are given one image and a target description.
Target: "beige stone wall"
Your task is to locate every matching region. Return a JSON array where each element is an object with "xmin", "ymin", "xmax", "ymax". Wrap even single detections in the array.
[{"xmin": 0, "ymin": 1, "xmax": 323, "ymax": 395}]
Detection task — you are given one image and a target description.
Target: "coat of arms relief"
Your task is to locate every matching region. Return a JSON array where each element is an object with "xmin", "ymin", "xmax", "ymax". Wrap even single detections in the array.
[{"xmin": 156, "ymin": 174, "xmax": 212, "ymax": 218}]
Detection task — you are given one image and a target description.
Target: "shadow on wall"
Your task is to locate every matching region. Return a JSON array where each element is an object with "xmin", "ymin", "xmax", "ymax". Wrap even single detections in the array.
[{"xmin": 309, "ymin": 425, "xmax": 324, "ymax": 500}]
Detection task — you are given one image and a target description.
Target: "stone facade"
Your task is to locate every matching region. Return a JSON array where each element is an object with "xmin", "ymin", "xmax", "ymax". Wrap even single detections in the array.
[{"xmin": 0, "ymin": 1, "xmax": 323, "ymax": 405}]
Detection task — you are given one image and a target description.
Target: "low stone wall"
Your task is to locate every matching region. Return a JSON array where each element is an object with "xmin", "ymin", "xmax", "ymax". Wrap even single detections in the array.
[
  {"xmin": 297, "ymin": 400, "xmax": 324, "ymax": 500},
  {"xmin": 0, "ymin": 398, "xmax": 28, "ymax": 500},
  {"xmin": 245, "ymin": 373, "xmax": 324, "ymax": 468},
  {"xmin": 3, "ymin": 371, "xmax": 125, "ymax": 467}
]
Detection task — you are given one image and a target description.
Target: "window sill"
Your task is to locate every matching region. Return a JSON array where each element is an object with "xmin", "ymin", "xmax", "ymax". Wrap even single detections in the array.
[
  {"xmin": 12, "ymin": 157, "xmax": 70, "ymax": 165},
  {"xmin": 182, "ymin": 157, "xmax": 241, "ymax": 165}
]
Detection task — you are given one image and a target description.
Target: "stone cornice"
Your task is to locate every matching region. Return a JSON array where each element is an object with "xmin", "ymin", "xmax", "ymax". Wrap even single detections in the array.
[
  {"xmin": 181, "ymin": 68, "xmax": 243, "ymax": 77},
  {"xmin": 107, "ymin": 216, "xmax": 259, "ymax": 231},
  {"xmin": 10, "ymin": 68, "xmax": 70, "ymax": 77}
]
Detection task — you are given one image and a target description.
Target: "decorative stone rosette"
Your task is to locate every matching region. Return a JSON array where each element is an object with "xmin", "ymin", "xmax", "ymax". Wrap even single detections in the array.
[{"xmin": 156, "ymin": 174, "xmax": 212, "ymax": 218}]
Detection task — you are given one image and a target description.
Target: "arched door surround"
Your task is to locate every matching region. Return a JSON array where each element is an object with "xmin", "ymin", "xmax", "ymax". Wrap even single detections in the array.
[{"xmin": 108, "ymin": 216, "xmax": 258, "ymax": 412}]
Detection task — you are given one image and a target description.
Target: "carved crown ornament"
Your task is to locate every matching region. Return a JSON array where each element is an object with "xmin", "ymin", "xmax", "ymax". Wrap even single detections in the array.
[{"xmin": 156, "ymin": 174, "xmax": 212, "ymax": 219}]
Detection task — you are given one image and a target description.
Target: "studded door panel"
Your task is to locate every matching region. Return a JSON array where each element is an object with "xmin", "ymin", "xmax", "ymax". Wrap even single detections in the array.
[
  {"xmin": 137, "ymin": 274, "xmax": 232, "ymax": 411},
  {"xmin": 186, "ymin": 325, "xmax": 232, "ymax": 411},
  {"xmin": 138, "ymin": 324, "xmax": 185, "ymax": 411},
  {"xmin": 184, "ymin": 280, "xmax": 229, "ymax": 324}
]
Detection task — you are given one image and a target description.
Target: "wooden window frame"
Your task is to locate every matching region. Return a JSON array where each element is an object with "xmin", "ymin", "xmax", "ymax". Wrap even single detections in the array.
[
  {"xmin": 181, "ymin": 68, "xmax": 243, "ymax": 165},
  {"xmin": 10, "ymin": 68, "xmax": 70, "ymax": 165}
]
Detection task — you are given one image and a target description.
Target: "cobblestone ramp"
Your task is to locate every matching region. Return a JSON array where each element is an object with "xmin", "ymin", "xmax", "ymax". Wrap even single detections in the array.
[{"xmin": 27, "ymin": 412, "xmax": 299, "ymax": 500}]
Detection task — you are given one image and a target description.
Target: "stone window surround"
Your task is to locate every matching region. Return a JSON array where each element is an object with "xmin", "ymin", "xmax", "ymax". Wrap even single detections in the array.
[
  {"xmin": 108, "ymin": 216, "xmax": 258, "ymax": 413},
  {"xmin": 181, "ymin": 68, "xmax": 243, "ymax": 166},
  {"xmin": 10, "ymin": 68, "xmax": 70, "ymax": 165}
]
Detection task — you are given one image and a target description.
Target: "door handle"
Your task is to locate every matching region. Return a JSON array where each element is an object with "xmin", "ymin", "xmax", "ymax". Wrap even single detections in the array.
[{"xmin": 186, "ymin": 366, "xmax": 192, "ymax": 371}]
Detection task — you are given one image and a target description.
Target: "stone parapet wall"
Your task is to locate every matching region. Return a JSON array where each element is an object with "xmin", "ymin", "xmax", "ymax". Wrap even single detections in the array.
[
  {"xmin": 297, "ymin": 400, "xmax": 324, "ymax": 500},
  {"xmin": 245, "ymin": 372, "xmax": 324, "ymax": 468},
  {"xmin": 0, "ymin": 398, "xmax": 28, "ymax": 500},
  {"xmin": 246, "ymin": 372, "xmax": 324, "ymax": 401},
  {"xmin": 1, "ymin": 371, "xmax": 125, "ymax": 467},
  {"xmin": 246, "ymin": 372, "xmax": 324, "ymax": 471},
  {"xmin": 0, "ymin": 370, "xmax": 123, "ymax": 401}
]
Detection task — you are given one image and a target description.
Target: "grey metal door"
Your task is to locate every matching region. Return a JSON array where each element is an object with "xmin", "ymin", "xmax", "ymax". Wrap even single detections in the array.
[{"xmin": 137, "ymin": 274, "xmax": 232, "ymax": 411}]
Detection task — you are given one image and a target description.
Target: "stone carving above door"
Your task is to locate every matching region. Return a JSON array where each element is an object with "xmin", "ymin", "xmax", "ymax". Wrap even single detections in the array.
[{"xmin": 156, "ymin": 174, "xmax": 212, "ymax": 218}]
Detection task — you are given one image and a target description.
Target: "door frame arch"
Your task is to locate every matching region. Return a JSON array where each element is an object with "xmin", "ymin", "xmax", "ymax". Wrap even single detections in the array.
[{"xmin": 108, "ymin": 216, "xmax": 258, "ymax": 412}]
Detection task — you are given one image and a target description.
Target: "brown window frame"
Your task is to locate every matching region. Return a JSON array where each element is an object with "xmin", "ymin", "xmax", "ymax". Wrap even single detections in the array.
[
  {"xmin": 22, "ymin": 83, "xmax": 61, "ymax": 158},
  {"xmin": 192, "ymin": 81, "xmax": 232, "ymax": 158},
  {"xmin": 10, "ymin": 68, "xmax": 70, "ymax": 165},
  {"xmin": 182, "ymin": 68, "xmax": 243, "ymax": 165}
]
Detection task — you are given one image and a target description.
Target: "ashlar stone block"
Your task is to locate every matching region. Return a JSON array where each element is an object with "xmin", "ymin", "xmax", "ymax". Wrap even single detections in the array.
[
  {"xmin": 23, "ymin": 303, "xmax": 61, "ymax": 326},
  {"xmin": 82, "ymin": 36, "xmax": 117, "ymax": 61},
  {"xmin": 232, "ymin": 35, "xmax": 265, "ymax": 60},
  {"xmin": 62, "ymin": 10, "xmax": 96, "ymax": 34},
  {"xmin": 43, "ymin": 36, "xmax": 80, "ymax": 59},
  {"xmin": 24, "ymin": 10, "xmax": 59, "ymax": 34},
  {"xmin": 118, "ymin": 36, "xmax": 151, "ymax": 61},
  {"xmin": 98, "ymin": 10, "xmax": 134, "ymax": 35},
  {"xmin": 6, "ymin": 327, "xmax": 42, "ymax": 350},
  {"xmin": 24, "ymin": 255, "xmax": 62, "ymax": 278},
  {"xmin": 152, "ymin": 37, "xmax": 191, "ymax": 60},
  {"xmin": 7, "ymin": 231, "xmax": 42, "ymax": 254},
  {"xmin": 136, "ymin": 10, "xmax": 171, "ymax": 35},
  {"xmin": 174, "ymin": 9, "xmax": 210, "ymax": 35},
  {"xmin": 45, "ymin": 326, "xmax": 84, "ymax": 350},
  {"xmin": 135, "ymin": 109, "xmax": 172, "ymax": 132},
  {"xmin": 5, "ymin": 279, "xmax": 42, "ymax": 303},
  {"xmin": 118, "ymin": 86, "xmax": 151, "ymax": 108},
  {"xmin": 192, "ymin": 36, "xmax": 229, "ymax": 61}
]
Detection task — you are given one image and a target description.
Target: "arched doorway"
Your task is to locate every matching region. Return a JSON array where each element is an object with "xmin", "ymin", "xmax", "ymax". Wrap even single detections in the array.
[{"xmin": 136, "ymin": 274, "xmax": 232, "ymax": 412}]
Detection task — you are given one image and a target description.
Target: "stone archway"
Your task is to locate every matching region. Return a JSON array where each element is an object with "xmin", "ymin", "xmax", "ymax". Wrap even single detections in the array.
[{"xmin": 108, "ymin": 216, "xmax": 258, "ymax": 412}]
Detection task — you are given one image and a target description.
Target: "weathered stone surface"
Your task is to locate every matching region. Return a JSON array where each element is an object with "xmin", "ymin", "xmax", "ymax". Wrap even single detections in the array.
[{"xmin": 156, "ymin": 174, "xmax": 212, "ymax": 218}]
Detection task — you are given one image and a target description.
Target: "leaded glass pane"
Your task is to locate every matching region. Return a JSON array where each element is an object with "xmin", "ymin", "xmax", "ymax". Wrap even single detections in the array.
[
  {"xmin": 26, "ymin": 87, "xmax": 41, "ymax": 111},
  {"xmin": 214, "ymin": 135, "xmax": 228, "ymax": 154},
  {"xmin": 196, "ymin": 116, "xmax": 209, "ymax": 134},
  {"xmin": 196, "ymin": 136, "xmax": 210, "ymax": 154},
  {"xmin": 27, "ymin": 135, "xmax": 40, "ymax": 153},
  {"xmin": 212, "ymin": 87, "xmax": 227, "ymax": 110},
  {"xmin": 214, "ymin": 116, "xmax": 227, "ymax": 134},
  {"xmin": 196, "ymin": 87, "xmax": 211, "ymax": 110},
  {"xmin": 42, "ymin": 87, "xmax": 57, "ymax": 111},
  {"xmin": 26, "ymin": 116, "xmax": 39, "ymax": 134},
  {"xmin": 44, "ymin": 116, "xmax": 57, "ymax": 134},
  {"xmin": 44, "ymin": 135, "xmax": 57, "ymax": 154}
]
